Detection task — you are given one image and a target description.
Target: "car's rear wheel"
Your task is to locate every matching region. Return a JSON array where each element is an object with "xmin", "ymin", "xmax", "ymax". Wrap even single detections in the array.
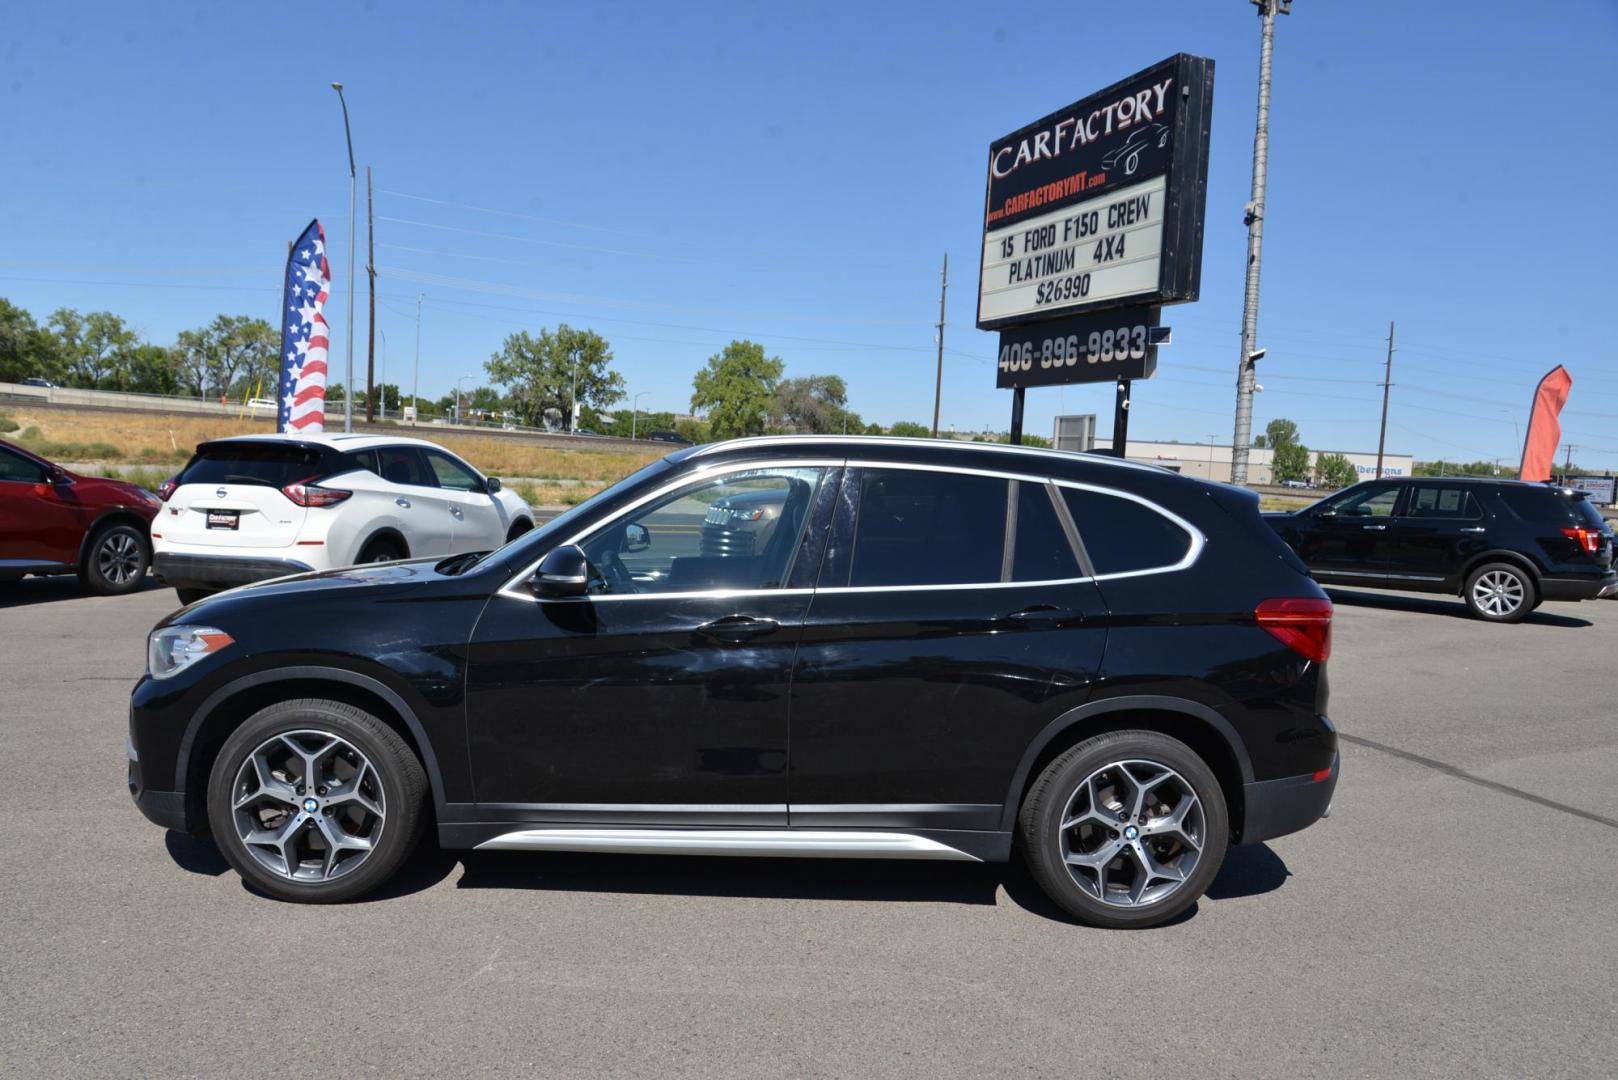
[
  {"xmin": 1018, "ymin": 730, "xmax": 1228, "ymax": 928},
  {"xmin": 358, "ymin": 535, "xmax": 407, "ymax": 563},
  {"xmin": 206, "ymin": 699, "xmax": 427, "ymax": 903},
  {"xmin": 1464, "ymin": 562, "xmax": 1533, "ymax": 623},
  {"xmin": 82, "ymin": 523, "xmax": 149, "ymax": 595}
]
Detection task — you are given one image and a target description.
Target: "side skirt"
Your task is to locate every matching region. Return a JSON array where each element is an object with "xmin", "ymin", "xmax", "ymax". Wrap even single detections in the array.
[{"xmin": 441, "ymin": 823, "xmax": 1012, "ymax": 863}]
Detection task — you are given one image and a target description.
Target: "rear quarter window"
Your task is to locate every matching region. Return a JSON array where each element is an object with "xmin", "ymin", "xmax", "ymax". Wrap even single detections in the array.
[
  {"xmin": 1497, "ymin": 488, "xmax": 1577, "ymax": 525},
  {"xmin": 1061, "ymin": 486, "xmax": 1192, "ymax": 576}
]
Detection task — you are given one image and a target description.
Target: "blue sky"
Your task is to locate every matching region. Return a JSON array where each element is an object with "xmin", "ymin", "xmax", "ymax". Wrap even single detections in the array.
[{"xmin": 3, "ymin": 1, "xmax": 1616, "ymax": 467}]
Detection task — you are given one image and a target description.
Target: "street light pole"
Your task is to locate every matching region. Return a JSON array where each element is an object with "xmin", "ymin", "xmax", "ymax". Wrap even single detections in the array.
[
  {"xmin": 631, "ymin": 390, "xmax": 648, "ymax": 441},
  {"xmin": 379, "ymin": 330, "xmax": 387, "ymax": 421},
  {"xmin": 331, "ymin": 83, "xmax": 357, "ymax": 434},
  {"xmin": 569, "ymin": 350, "xmax": 579, "ymax": 433},
  {"xmin": 412, "ymin": 293, "xmax": 423, "ymax": 426},
  {"xmin": 1230, "ymin": 0, "xmax": 1288, "ymax": 484},
  {"xmin": 456, "ymin": 375, "xmax": 474, "ymax": 426}
]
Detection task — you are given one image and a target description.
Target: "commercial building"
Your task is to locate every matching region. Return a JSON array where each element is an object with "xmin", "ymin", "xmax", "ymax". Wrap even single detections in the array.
[{"xmin": 1088, "ymin": 437, "xmax": 1413, "ymax": 485}]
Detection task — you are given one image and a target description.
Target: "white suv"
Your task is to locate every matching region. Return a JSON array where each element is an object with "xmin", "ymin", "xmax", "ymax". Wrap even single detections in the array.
[{"xmin": 151, "ymin": 433, "xmax": 534, "ymax": 602}]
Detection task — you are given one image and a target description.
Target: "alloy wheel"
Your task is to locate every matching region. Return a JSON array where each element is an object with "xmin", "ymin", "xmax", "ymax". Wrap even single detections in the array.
[
  {"xmin": 230, "ymin": 729, "xmax": 385, "ymax": 883},
  {"xmin": 1471, "ymin": 570, "xmax": 1525, "ymax": 617},
  {"xmin": 96, "ymin": 531, "xmax": 142, "ymax": 586},
  {"xmin": 1058, "ymin": 759, "xmax": 1206, "ymax": 908}
]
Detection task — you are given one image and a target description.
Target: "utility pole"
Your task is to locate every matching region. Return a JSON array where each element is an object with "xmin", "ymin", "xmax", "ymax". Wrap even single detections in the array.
[
  {"xmin": 379, "ymin": 330, "xmax": 387, "ymax": 421},
  {"xmin": 1562, "ymin": 443, "xmax": 1576, "ymax": 476},
  {"xmin": 412, "ymin": 293, "xmax": 422, "ymax": 426},
  {"xmin": 1230, "ymin": 0, "xmax": 1288, "ymax": 484},
  {"xmin": 931, "ymin": 253, "xmax": 948, "ymax": 438},
  {"xmin": 1375, "ymin": 320, "xmax": 1394, "ymax": 479},
  {"xmin": 365, "ymin": 165, "xmax": 376, "ymax": 423}
]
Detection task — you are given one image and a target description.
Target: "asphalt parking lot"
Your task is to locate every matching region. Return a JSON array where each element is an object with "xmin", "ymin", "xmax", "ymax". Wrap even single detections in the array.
[{"xmin": 2, "ymin": 577, "xmax": 1615, "ymax": 1078}]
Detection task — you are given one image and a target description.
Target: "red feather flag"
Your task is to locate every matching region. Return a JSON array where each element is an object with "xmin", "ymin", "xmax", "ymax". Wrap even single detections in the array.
[{"xmin": 1517, "ymin": 365, "xmax": 1572, "ymax": 482}]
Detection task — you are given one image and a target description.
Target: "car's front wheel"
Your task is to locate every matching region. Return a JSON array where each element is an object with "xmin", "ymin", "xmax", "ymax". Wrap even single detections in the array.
[
  {"xmin": 1464, "ymin": 562, "xmax": 1534, "ymax": 623},
  {"xmin": 82, "ymin": 523, "xmax": 150, "ymax": 595},
  {"xmin": 206, "ymin": 699, "xmax": 427, "ymax": 903},
  {"xmin": 1018, "ymin": 730, "xmax": 1228, "ymax": 928}
]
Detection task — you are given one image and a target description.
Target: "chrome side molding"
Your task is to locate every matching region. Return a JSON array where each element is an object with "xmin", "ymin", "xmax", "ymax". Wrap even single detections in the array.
[{"xmin": 473, "ymin": 828, "xmax": 981, "ymax": 861}]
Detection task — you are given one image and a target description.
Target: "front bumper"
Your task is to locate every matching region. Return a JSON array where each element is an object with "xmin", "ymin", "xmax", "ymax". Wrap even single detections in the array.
[
  {"xmin": 1240, "ymin": 752, "xmax": 1339, "ymax": 845},
  {"xmin": 128, "ymin": 737, "xmax": 189, "ymax": 832},
  {"xmin": 153, "ymin": 552, "xmax": 312, "ymax": 591},
  {"xmin": 1539, "ymin": 569, "xmax": 1618, "ymax": 602}
]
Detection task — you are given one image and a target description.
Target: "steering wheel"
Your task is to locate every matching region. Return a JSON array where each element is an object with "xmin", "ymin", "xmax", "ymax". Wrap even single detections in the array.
[{"xmin": 598, "ymin": 549, "xmax": 636, "ymax": 594}]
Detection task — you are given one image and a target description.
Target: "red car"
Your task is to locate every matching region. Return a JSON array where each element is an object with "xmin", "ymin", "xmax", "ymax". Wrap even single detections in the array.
[{"xmin": 0, "ymin": 439, "xmax": 161, "ymax": 595}]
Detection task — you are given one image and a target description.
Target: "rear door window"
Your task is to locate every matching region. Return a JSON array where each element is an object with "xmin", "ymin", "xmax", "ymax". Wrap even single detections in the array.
[
  {"xmin": 1061, "ymin": 487, "xmax": 1192, "ymax": 576},
  {"xmin": 1012, "ymin": 482, "xmax": 1080, "ymax": 582},
  {"xmin": 180, "ymin": 443, "xmax": 324, "ymax": 489},
  {"xmin": 848, "ymin": 469, "xmax": 1007, "ymax": 587},
  {"xmin": 1403, "ymin": 485, "xmax": 1482, "ymax": 520}
]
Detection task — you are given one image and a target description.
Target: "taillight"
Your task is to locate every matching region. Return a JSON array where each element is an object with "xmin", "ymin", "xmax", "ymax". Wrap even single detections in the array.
[
  {"xmin": 157, "ymin": 476, "xmax": 179, "ymax": 502},
  {"xmin": 282, "ymin": 477, "xmax": 352, "ymax": 508},
  {"xmin": 1255, "ymin": 597, "xmax": 1333, "ymax": 662},
  {"xmin": 1562, "ymin": 526, "xmax": 1601, "ymax": 555}
]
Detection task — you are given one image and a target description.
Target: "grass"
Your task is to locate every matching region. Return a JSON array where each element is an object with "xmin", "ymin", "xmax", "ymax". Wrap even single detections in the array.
[
  {"xmin": 0, "ymin": 410, "xmax": 18, "ymax": 434},
  {"xmin": 512, "ymin": 481, "xmax": 602, "ymax": 508},
  {"xmin": 1259, "ymin": 495, "xmax": 1316, "ymax": 512},
  {"xmin": 83, "ymin": 465, "xmax": 173, "ymax": 491},
  {"xmin": 0, "ymin": 405, "xmax": 661, "ymax": 483}
]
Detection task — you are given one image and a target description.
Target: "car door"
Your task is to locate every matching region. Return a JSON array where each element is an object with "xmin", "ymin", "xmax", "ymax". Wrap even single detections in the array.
[
  {"xmin": 1292, "ymin": 482, "xmax": 1403, "ymax": 582},
  {"xmin": 463, "ymin": 462, "xmax": 838, "ymax": 824},
  {"xmin": 374, "ymin": 446, "xmax": 456, "ymax": 556},
  {"xmin": 787, "ymin": 464, "xmax": 1108, "ymax": 835},
  {"xmin": 1384, "ymin": 483, "xmax": 1488, "ymax": 584},
  {"xmin": 421, "ymin": 448, "xmax": 507, "ymax": 551},
  {"xmin": 0, "ymin": 446, "xmax": 84, "ymax": 566}
]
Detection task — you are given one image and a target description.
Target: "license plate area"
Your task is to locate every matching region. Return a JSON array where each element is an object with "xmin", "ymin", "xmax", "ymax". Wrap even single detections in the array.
[{"xmin": 206, "ymin": 510, "xmax": 240, "ymax": 531}]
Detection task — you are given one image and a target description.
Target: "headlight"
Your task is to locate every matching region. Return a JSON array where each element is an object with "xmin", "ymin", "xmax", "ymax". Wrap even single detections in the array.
[{"xmin": 147, "ymin": 626, "xmax": 235, "ymax": 680}]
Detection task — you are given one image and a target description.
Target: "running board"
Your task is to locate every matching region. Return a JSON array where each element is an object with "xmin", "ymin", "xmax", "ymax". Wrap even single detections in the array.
[{"xmin": 473, "ymin": 828, "xmax": 981, "ymax": 861}]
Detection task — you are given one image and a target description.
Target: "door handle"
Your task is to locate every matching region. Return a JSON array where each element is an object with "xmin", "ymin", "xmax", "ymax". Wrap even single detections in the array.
[
  {"xmin": 1001, "ymin": 605, "xmax": 1082, "ymax": 627},
  {"xmin": 1459, "ymin": 526, "xmax": 1485, "ymax": 533},
  {"xmin": 694, "ymin": 615, "xmax": 780, "ymax": 643},
  {"xmin": 450, "ymin": 506, "xmax": 464, "ymax": 519},
  {"xmin": 395, "ymin": 498, "xmax": 411, "ymax": 509},
  {"xmin": 1361, "ymin": 524, "xmax": 1387, "ymax": 531}
]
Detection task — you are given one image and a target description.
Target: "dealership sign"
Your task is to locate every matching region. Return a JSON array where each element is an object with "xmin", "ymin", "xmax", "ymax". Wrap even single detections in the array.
[
  {"xmin": 996, "ymin": 308, "xmax": 1160, "ymax": 388},
  {"xmin": 977, "ymin": 54, "xmax": 1214, "ymax": 340}
]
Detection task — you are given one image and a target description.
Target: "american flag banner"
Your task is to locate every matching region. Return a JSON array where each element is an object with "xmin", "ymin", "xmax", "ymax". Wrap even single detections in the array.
[{"xmin": 277, "ymin": 219, "xmax": 332, "ymax": 433}]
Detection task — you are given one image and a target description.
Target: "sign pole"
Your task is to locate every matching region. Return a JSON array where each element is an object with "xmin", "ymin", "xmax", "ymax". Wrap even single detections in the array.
[
  {"xmin": 1113, "ymin": 378, "xmax": 1131, "ymax": 458},
  {"xmin": 1009, "ymin": 388, "xmax": 1025, "ymax": 445}
]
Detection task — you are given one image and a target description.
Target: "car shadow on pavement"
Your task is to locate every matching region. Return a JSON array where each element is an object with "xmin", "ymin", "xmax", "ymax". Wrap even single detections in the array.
[
  {"xmin": 1324, "ymin": 588, "xmax": 1593, "ymax": 628},
  {"xmin": 164, "ymin": 830, "xmax": 230, "ymax": 876},
  {"xmin": 0, "ymin": 574, "xmax": 163, "ymax": 608}
]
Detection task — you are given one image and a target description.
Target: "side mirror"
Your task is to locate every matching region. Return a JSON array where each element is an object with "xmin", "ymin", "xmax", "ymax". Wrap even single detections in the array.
[
  {"xmin": 50, "ymin": 467, "xmax": 73, "ymax": 485},
  {"xmin": 623, "ymin": 522, "xmax": 650, "ymax": 552},
  {"xmin": 530, "ymin": 544, "xmax": 589, "ymax": 598},
  {"xmin": 485, "ymin": 476, "xmax": 502, "ymax": 494}
]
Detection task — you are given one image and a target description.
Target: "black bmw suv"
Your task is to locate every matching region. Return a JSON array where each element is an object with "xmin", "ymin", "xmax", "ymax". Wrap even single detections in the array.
[
  {"xmin": 1265, "ymin": 477, "xmax": 1616, "ymax": 622},
  {"xmin": 129, "ymin": 436, "xmax": 1338, "ymax": 928}
]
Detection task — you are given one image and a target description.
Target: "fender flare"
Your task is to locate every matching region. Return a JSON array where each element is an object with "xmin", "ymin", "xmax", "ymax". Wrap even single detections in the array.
[
  {"xmin": 175, "ymin": 665, "xmax": 447, "ymax": 814},
  {"xmin": 354, "ymin": 527, "xmax": 410, "ymax": 564},
  {"xmin": 75, "ymin": 508, "xmax": 153, "ymax": 569},
  {"xmin": 998, "ymin": 694, "xmax": 1255, "ymax": 832},
  {"xmin": 1458, "ymin": 549, "xmax": 1542, "ymax": 590}
]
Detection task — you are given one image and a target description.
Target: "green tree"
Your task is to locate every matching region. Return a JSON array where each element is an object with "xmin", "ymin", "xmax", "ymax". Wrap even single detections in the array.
[
  {"xmin": 770, "ymin": 374, "xmax": 848, "ymax": 434},
  {"xmin": 0, "ymin": 299, "xmax": 63, "ymax": 383},
  {"xmin": 996, "ymin": 433, "xmax": 1053, "ymax": 448},
  {"xmin": 887, "ymin": 420, "xmax": 933, "ymax": 438},
  {"xmin": 49, "ymin": 309, "xmax": 138, "ymax": 388},
  {"xmin": 1273, "ymin": 441, "xmax": 1311, "ymax": 484},
  {"xmin": 1315, "ymin": 452, "xmax": 1357, "ymax": 489},
  {"xmin": 690, "ymin": 339, "xmax": 784, "ymax": 438},
  {"xmin": 1265, "ymin": 418, "xmax": 1300, "ymax": 450},
  {"xmin": 122, "ymin": 343, "xmax": 180, "ymax": 396},
  {"xmin": 172, "ymin": 315, "xmax": 277, "ymax": 399},
  {"xmin": 485, "ymin": 324, "xmax": 624, "ymax": 428}
]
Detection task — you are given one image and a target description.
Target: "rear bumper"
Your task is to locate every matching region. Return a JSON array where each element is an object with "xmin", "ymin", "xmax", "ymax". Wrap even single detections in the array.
[
  {"xmin": 1240, "ymin": 752, "xmax": 1338, "ymax": 845},
  {"xmin": 1539, "ymin": 569, "xmax": 1618, "ymax": 601},
  {"xmin": 153, "ymin": 552, "xmax": 312, "ymax": 590}
]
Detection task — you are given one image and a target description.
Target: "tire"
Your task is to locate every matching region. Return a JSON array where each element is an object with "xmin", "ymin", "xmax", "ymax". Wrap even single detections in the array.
[
  {"xmin": 1018, "ymin": 730, "xmax": 1228, "ymax": 929},
  {"xmin": 81, "ymin": 523, "xmax": 150, "ymax": 596},
  {"xmin": 1464, "ymin": 562, "xmax": 1534, "ymax": 623},
  {"xmin": 206, "ymin": 698, "xmax": 427, "ymax": 903},
  {"xmin": 175, "ymin": 587, "xmax": 213, "ymax": 605},
  {"xmin": 358, "ymin": 535, "xmax": 407, "ymax": 563}
]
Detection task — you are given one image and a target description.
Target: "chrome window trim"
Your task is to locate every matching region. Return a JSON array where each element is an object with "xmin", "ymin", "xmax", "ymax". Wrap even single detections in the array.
[
  {"xmin": 1051, "ymin": 477, "xmax": 1205, "ymax": 580},
  {"xmin": 497, "ymin": 456, "xmax": 1202, "ymax": 602},
  {"xmin": 497, "ymin": 458, "xmax": 844, "ymax": 604}
]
